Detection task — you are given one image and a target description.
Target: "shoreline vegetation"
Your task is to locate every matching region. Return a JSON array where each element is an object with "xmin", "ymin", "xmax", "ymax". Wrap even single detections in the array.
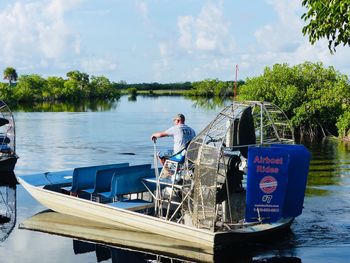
[{"xmin": 1, "ymin": 62, "xmax": 350, "ymax": 141}]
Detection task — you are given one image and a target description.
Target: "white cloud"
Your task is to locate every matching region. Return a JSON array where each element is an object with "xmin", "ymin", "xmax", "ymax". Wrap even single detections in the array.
[
  {"xmin": 135, "ymin": 0, "xmax": 151, "ymax": 27},
  {"xmin": 80, "ymin": 56, "xmax": 117, "ymax": 75},
  {"xmin": 203, "ymin": 57, "xmax": 234, "ymax": 72},
  {"xmin": 135, "ymin": 1, "xmax": 148, "ymax": 18},
  {"xmin": 177, "ymin": 2, "xmax": 235, "ymax": 54},
  {"xmin": 152, "ymin": 0, "xmax": 350, "ymax": 82},
  {"xmin": 0, "ymin": 0, "xmax": 82, "ymax": 72},
  {"xmin": 153, "ymin": 1, "xmax": 238, "ymax": 81},
  {"xmin": 46, "ymin": 0, "xmax": 82, "ymax": 19},
  {"xmin": 248, "ymin": 0, "xmax": 350, "ymax": 77},
  {"xmin": 255, "ymin": 0, "xmax": 303, "ymax": 52},
  {"xmin": 158, "ymin": 42, "xmax": 169, "ymax": 67},
  {"xmin": 152, "ymin": 42, "xmax": 171, "ymax": 82},
  {"xmin": 177, "ymin": 16, "xmax": 194, "ymax": 51},
  {"xmin": 38, "ymin": 20, "xmax": 72, "ymax": 59}
]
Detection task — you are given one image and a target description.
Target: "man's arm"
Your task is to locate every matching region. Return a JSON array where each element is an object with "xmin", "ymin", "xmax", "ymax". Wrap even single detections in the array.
[{"xmin": 151, "ymin": 131, "xmax": 169, "ymax": 142}]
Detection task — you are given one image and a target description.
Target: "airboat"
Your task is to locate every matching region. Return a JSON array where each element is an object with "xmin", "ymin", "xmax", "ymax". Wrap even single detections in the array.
[
  {"xmin": 0, "ymin": 100, "xmax": 17, "ymax": 171},
  {"xmin": 18, "ymin": 101, "xmax": 310, "ymax": 250},
  {"xmin": 0, "ymin": 172, "xmax": 17, "ymax": 243}
]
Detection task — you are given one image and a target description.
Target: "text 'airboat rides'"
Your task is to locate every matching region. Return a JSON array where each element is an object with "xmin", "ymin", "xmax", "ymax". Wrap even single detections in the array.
[{"xmin": 18, "ymin": 101, "xmax": 310, "ymax": 254}]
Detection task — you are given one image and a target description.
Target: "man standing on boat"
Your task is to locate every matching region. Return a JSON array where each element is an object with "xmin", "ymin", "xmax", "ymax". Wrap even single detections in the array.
[{"xmin": 151, "ymin": 113, "xmax": 196, "ymax": 164}]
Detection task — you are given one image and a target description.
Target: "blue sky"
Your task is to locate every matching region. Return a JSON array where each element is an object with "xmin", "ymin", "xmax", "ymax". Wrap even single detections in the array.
[{"xmin": 1, "ymin": 0, "xmax": 350, "ymax": 83}]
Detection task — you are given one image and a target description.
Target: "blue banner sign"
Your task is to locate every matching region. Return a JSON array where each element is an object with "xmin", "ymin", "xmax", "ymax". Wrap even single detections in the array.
[
  {"xmin": 245, "ymin": 147, "xmax": 290, "ymax": 223},
  {"xmin": 271, "ymin": 144, "xmax": 311, "ymax": 218}
]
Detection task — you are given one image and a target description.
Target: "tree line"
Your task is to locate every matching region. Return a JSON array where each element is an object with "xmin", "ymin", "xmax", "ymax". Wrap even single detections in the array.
[
  {"xmin": 0, "ymin": 69, "xmax": 121, "ymax": 103},
  {"xmin": 0, "ymin": 68, "xmax": 239, "ymax": 103}
]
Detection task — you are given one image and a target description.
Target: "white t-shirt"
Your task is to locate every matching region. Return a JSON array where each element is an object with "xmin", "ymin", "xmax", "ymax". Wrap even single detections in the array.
[{"xmin": 165, "ymin": 124, "xmax": 196, "ymax": 153}]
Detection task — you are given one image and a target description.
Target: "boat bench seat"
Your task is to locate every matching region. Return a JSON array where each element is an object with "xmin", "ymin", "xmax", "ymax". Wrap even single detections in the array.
[
  {"xmin": 107, "ymin": 199, "xmax": 154, "ymax": 211},
  {"xmin": 98, "ymin": 164, "xmax": 154, "ymax": 202},
  {"xmin": 83, "ymin": 164, "xmax": 154, "ymax": 199},
  {"xmin": 61, "ymin": 162, "xmax": 129, "ymax": 196}
]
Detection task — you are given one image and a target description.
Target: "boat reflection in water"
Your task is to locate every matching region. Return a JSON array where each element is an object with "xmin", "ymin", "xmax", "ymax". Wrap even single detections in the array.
[
  {"xmin": 73, "ymin": 240, "xmax": 302, "ymax": 263},
  {"xmin": 20, "ymin": 210, "xmax": 301, "ymax": 263},
  {"xmin": 0, "ymin": 172, "xmax": 17, "ymax": 242}
]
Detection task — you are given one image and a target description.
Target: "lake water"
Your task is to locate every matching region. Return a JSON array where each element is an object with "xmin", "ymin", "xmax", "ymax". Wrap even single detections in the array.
[{"xmin": 1, "ymin": 96, "xmax": 350, "ymax": 262}]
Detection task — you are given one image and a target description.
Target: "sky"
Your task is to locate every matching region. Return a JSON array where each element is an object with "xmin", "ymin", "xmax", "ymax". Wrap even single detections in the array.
[{"xmin": 1, "ymin": 0, "xmax": 350, "ymax": 84}]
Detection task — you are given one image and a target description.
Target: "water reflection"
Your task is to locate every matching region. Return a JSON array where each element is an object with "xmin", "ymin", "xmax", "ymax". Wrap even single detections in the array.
[
  {"xmin": 291, "ymin": 139, "xmax": 350, "ymax": 249},
  {"xmin": 305, "ymin": 138, "xmax": 350, "ymax": 196},
  {"xmin": 127, "ymin": 95, "xmax": 137, "ymax": 101},
  {"xmin": 20, "ymin": 210, "xmax": 302, "ymax": 263},
  {"xmin": 12, "ymin": 99, "xmax": 120, "ymax": 112},
  {"xmin": 20, "ymin": 210, "xmax": 213, "ymax": 262},
  {"xmin": 73, "ymin": 240, "xmax": 302, "ymax": 263},
  {"xmin": 8, "ymin": 95, "xmax": 233, "ymax": 113},
  {"xmin": 186, "ymin": 96, "xmax": 230, "ymax": 111},
  {"xmin": 0, "ymin": 172, "xmax": 17, "ymax": 242},
  {"xmin": 11, "ymin": 95, "xmax": 232, "ymax": 113},
  {"xmin": 73, "ymin": 240, "xmax": 186, "ymax": 263}
]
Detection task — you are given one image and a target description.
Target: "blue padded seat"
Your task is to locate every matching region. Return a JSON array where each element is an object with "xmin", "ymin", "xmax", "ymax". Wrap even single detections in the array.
[
  {"xmin": 82, "ymin": 168, "xmax": 117, "ymax": 196},
  {"xmin": 98, "ymin": 164, "xmax": 152, "ymax": 201},
  {"xmin": 168, "ymin": 148, "xmax": 186, "ymax": 163},
  {"xmin": 63, "ymin": 163, "xmax": 129, "ymax": 195}
]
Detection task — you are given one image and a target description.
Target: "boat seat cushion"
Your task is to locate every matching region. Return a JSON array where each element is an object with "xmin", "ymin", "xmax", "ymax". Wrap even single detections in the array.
[
  {"xmin": 68, "ymin": 163, "xmax": 129, "ymax": 193},
  {"xmin": 168, "ymin": 148, "xmax": 186, "ymax": 163},
  {"xmin": 80, "ymin": 168, "xmax": 117, "ymax": 196},
  {"xmin": 98, "ymin": 164, "xmax": 153, "ymax": 199}
]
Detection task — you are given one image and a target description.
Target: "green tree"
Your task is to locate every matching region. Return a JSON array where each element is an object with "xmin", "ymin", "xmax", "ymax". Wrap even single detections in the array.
[
  {"xmin": 66, "ymin": 70, "xmax": 90, "ymax": 98},
  {"xmin": 186, "ymin": 79, "xmax": 218, "ymax": 96},
  {"xmin": 239, "ymin": 62, "xmax": 350, "ymax": 139},
  {"xmin": 66, "ymin": 70, "xmax": 89, "ymax": 83},
  {"xmin": 90, "ymin": 75, "xmax": 118, "ymax": 99},
  {"xmin": 336, "ymin": 110, "xmax": 350, "ymax": 138},
  {"xmin": 185, "ymin": 79, "xmax": 240, "ymax": 97},
  {"xmin": 127, "ymin": 87, "xmax": 137, "ymax": 96},
  {"xmin": 302, "ymin": 0, "xmax": 350, "ymax": 53},
  {"xmin": 13, "ymin": 74, "xmax": 47, "ymax": 102},
  {"xmin": 47, "ymin": 76, "xmax": 65, "ymax": 100},
  {"xmin": 3, "ymin": 67, "xmax": 18, "ymax": 85},
  {"xmin": 0, "ymin": 82, "xmax": 14, "ymax": 101},
  {"xmin": 62, "ymin": 79, "xmax": 82, "ymax": 100}
]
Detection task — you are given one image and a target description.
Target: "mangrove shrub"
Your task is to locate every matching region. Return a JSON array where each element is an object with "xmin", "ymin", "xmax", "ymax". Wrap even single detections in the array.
[{"xmin": 238, "ymin": 62, "xmax": 350, "ymax": 139}]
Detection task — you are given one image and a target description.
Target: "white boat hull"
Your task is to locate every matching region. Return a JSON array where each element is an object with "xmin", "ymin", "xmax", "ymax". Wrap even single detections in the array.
[
  {"xmin": 18, "ymin": 176, "xmax": 294, "ymax": 248},
  {"xmin": 19, "ymin": 177, "xmax": 215, "ymax": 246}
]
